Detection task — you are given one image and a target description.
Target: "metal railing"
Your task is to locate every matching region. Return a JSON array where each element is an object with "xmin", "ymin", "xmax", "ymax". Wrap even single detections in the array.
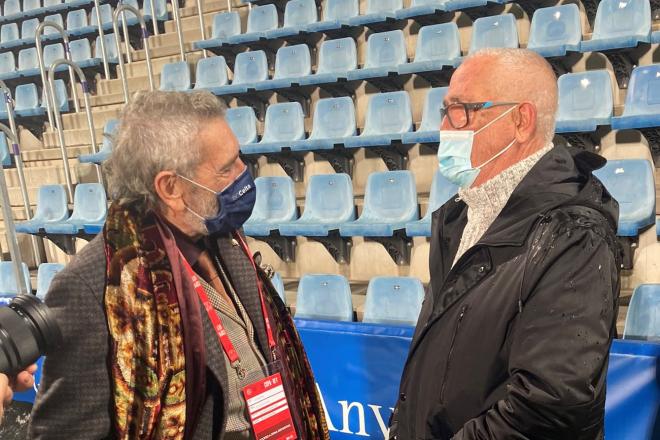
[
  {"xmin": 196, "ymin": 0, "xmax": 207, "ymax": 57},
  {"xmin": 93, "ymin": 0, "xmax": 111, "ymax": 79},
  {"xmin": 171, "ymin": 0, "xmax": 186, "ymax": 61},
  {"xmin": 112, "ymin": 4, "xmax": 155, "ymax": 102}
]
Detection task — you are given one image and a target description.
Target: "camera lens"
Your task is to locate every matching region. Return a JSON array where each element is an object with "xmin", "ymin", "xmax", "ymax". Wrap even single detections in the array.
[{"xmin": 0, "ymin": 294, "xmax": 62, "ymax": 376}]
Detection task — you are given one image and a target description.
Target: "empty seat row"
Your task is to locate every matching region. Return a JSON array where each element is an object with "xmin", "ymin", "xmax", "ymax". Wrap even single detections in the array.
[
  {"xmin": 1, "ymin": 0, "xmax": 82, "ymax": 19},
  {"xmin": 0, "ymin": 79, "xmax": 69, "ymax": 119},
  {"xmin": 0, "ymin": 261, "xmax": 64, "ymax": 301}
]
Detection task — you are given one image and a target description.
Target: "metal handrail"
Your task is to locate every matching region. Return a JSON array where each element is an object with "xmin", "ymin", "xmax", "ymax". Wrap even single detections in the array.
[
  {"xmin": 227, "ymin": 0, "xmax": 232, "ymax": 12},
  {"xmin": 171, "ymin": 0, "xmax": 186, "ymax": 61},
  {"xmin": 0, "ymin": 123, "xmax": 29, "ymax": 295},
  {"xmin": 148, "ymin": 0, "xmax": 159, "ymax": 35},
  {"xmin": 112, "ymin": 4, "xmax": 155, "ymax": 102},
  {"xmin": 196, "ymin": 0, "xmax": 207, "ymax": 57},
  {"xmin": 47, "ymin": 60, "xmax": 103, "ymax": 201},
  {"xmin": 93, "ymin": 0, "xmax": 111, "ymax": 79},
  {"xmin": 35, "ymin": 21, "xmax": 80, "ymax": 128}
]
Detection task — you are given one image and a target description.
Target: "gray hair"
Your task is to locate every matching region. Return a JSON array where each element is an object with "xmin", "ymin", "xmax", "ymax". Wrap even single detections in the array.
[
  {"xmin": 104, "ymin": 90, "xmax": 227, "ymax": 210},
  {"xmin": 464, "ymin": 48, "xmax": 558, "ymax": 145}
]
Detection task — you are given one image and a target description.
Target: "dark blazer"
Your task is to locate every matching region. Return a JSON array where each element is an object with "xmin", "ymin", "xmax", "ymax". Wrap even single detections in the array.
[{"xmin": 28, "ymin": 233, "xmax": 271, "ymax": 439}]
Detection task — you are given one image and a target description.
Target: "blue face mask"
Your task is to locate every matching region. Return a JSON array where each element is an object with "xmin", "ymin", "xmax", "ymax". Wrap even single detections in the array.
[
  {"xmin": 437, "ymin": 105, "xmax": 518, "ymax": 188},
  {"xmin": 179, "ymin": 167, "xmax": 256, "ymax": 235}
]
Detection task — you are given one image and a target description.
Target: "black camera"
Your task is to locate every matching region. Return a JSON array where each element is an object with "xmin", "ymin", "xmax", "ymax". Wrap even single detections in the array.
[{"xmin": 0, "ymin": 294, "xmax": 62, "ymax": 376}]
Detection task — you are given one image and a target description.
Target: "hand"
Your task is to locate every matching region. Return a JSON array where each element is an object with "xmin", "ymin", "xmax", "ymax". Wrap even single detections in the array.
[{"xmin": 0, "ymin": 364, "xmax": 37, "ymax": 424}]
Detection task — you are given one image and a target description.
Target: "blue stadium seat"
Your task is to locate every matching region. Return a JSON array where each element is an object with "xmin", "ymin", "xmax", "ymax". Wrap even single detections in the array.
[
  {"xmin": 94, "ymin": 33, "xmax": 119, "ymax": 63},
  {"xmin": 0, "ymin": 133, "xmax": 12, "ymax": 167},
  {"xmin": 344, "ymin": 91, "xmax": 412, "ymax": 148},
  {"xmin": 527, "ymin": 4, "xmax": 582, "ymax": 57},
  {"xmin": 35, "ymin": 263, "xmax": 64, "ymax": 299},
  {"xmin": 18, "ymin": 48, "xmax": 39, "ymax": 76},
  {"xmin": 611, "ymin": 64, "xmax": 660, "ymax": 130},
  {"xmin": 114, "ymin": 0, "xmax": 140, "ymax": 27},
  {"xmin": 15, "ymin": 185, "xmax": 69, "ymax": 234},
  {"xmin": 294, "ymin": 274, "xmax": 353, "ymax": 322},
  {"xmin": 21, "ymin": 18, "xmax": 39, "ymax": 43},
  {"xmin": 402, "ymin": 87, "xmax": 448, "ymax": 144},
  {"xmin": 243, "ymin": 101, "xmax": 305, "ymax": 154},
  {"xmin": 0, "ymin": 262, "xmax": 32, "ymax": 296},
  {"xmin": 70, "ymin": 39, "xmax": 100, "ymax": 69},
  {"xmin": 44, "ymin": 14, "xmax": 64, "ymax": 36},
  {"xmin": 226, "ymin": 106, "xmax": 258, "ymax": 145},
  {"xmin": 278, "ymin": 173, "xmax": 355, "ymax": 236},
  {"xmin": 1, "ymin": 24, "xmax": 19, "ymax": 45},
  {"xmin": 90, "ymin": 4, "xmax": 113, "ymax": 30},
  {"xmin": 243, "ymin": 176, "xmax": 297, "ymax": 236},
  {"xmin": 44, "ymin": 183, "xmax": 107, "ymax": 234},
  {"xmin": 256, "ymin": 44, "xmax": 311, "ymax": 90},
  {"xmin": 347, "ymin": 30, "xmax": 407, "ymax": 81},
  {"xmin": 593, "ymin": 159, "xmax": 655, "ymax": 237},
  {"xmin": 623, "ymin": 284, "xmax": 660, "ymax": 340},
  {"xmin": 0, "ymin": 53, "xmax": 17, "ymax": 80},
  {"xmin": 227, "ymin": 4, "xmax": 278, "ymax": 44},
  {"xmin": 305, "ymin": 0, "xmax": 359, "ymax": 33},
  {"xmin": 217, "ymin": 50, "xmax": 269, "ymax": 94},
  {"xmin": 23, "ymin": 0, "xmax": 41, "ymax": 12},
  {"xmin": 339, "ymin": 170, "xmax": 418, "ymax": 236},
  {"xmin": 66, "ymin": 9, "xmax": 90, "ymax": 36},
  {"xmin": 580, "ymin": 0, "xmax": 651, "ymax": 52},
  {"xmin": 3, "ymin": 0, "xmax": 21, "ymax": 16},
  {"xmin": 363, "ymin": 276, "xmax": 424, "ymax": 325},
  {"xmin": 212, "ymin": 11, "xmax": 241, "ymax": 39},
  {"xmin": 194, "ymin": 56, "xmax": 229, "ymax": 91},
  {"xmin": 555, "ymin": 70, "xmax": 614, "ymax": 133},
  {"xmin": 143, "ymin": 0, "xmax": 168, "ymax": 21},
  {"xmin": 267, "ymin": 0, "xmax": 317, "ymax": 39},
  {"xmin": 271, "ymin": 272, "xmax": 286, "ymax": 304},
  {"xmin": 405, "ymin": 170, "xmax": 457, "ymax": 236},
  {"xmin": 298, "ymin": 37, "xmax": 357, "ymax": 86},
  {"xmin": 43, "ymin": 43, "xmax": 65, "ymax": 72},
  {"xmin": 159, "ymin": 61, "xmax": 191, "ymax": 91},
  {"xmin": 291, "ymin": 96, "xmax": 356, "ymax": 151},
  {"xmin": 469, "ymin": 13, "xmax": 519, "ymax": 53},
  {"xmin": 14, "ymin": 83, "xmax": 42, "ymax": 117},
  {"xmin": 44, "ymin": 0, "xmax": 62, "ymax": 9},
  {"xmin": 396, "ymin": 0, "xmax": 450, "ymax": 20},
  {"xmin": 79, "ymin": 119, "xmax": 118, "ymax": 164},
  {"xmin": 83, "ymin": 221, "xmax": 104, "ymax": 234},
  {"xmin": 348, "ymin": 0, "xmax": 403, "ymax": 27},
  {"xmin": 41, "ymin": 79, "xmax": 69, "ymax": 114},
  {"xmin": 398, "ymin": 23, "xmax": 461, "ymax": 75}
]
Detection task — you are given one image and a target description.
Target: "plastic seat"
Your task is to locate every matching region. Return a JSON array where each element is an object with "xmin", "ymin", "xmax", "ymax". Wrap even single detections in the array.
[
  {"xmin": 340, "ymin": 170, "xmax": 418, "ymax": 236},
  {"xmin": 2, "ymin": 0, "xmax": 21, "ymax": 16},
  {"xmin": 347, "ymin": 30, "xmax": 407, "ymax": 81},
  {"xmin": 43, "ymin": 43, "xmax": 65, "ymax": 71},
  {"xmin": 194, "ymin": 56, "xmax": 229, "ymax": 91},
  {"xmin": 623, "ymin": 284, "xmax": 660, "ymax": 340},
  {"xmin": 21, "ymin": 19, "xmax": 39, "ymax": 43},
  {"xmin": 243, "ymin": 101, "xmax": 305, "ymax": 154},
  {"xmin": 298, "ymin": 37, "xmax": 357, "ymax": 86},
  {"xmin": 70, "ymin": 39, "xmax": 100, "ymax": 69},
  {"xmin": 35, "ymin": 263, "xmax": 64, "ymax": 299},
  {"xmin": 66, "ymin": 9, "xmax": 89, "ymax": 36},
  {"xmin": 527, "ymin": 4, "xmax": 582, "ymax": 57},
  {"xmin": 363, "ymin": 276, "xmax": 425, "ymax": 325},
  {"xmin": 256, "ymin": 44, "xmax": 310, "ymax": 90},
  {"xmin": 291, "ymin": 96, "xmax": 356, "ymax": 152},
  {"xmin": 227, "ymin": 4, "xmax": 278, "ymax": 45},
  {"xmin": 405, "ymin": 170, "xmax": 458, "ymax": 236},
  {"xmin": 44, "ymin": 0, "xmax": 62, "ymax": 8},
  {"xmin": 44, "ymin": 183, "xmax": 107, "ymax": 235},
  {"xmin": 0, "ymin": 53, "xmax": 17, "ymax": 80},
  {"xmin": 593, "ymin": 159, "xmax": 655, "ymax": 237},
  {"xmin": 217, "ymin": 50, "xmax": 268, "ymax": 95},
  {"xmin": 294, "ymin": 274, "xmax": 353, "ymax": 322},
  {"xmin": 143, "ymin": 0, "xmax": 168, "ymax": 21},
  {"xmin": 159, "ymin": 61, "xmax": 191, "ymax": 91},
  {"xmin": 1, "ymin": 24, "xmax": 19, "ymax": 44},
  {"xmin": 469, "ymin": 13, "xmax": 519, "ymax": 53},
  {"xmin": 271, "ymin": 272, "xmax": 286, "ymax": 304},
  {"xmin": 94, "ymin": 33, "xmax": 119, "ymax": 63},
  {"xmin": 0, "ymin": 133, "xmax": 12, "ymax": 167},
  {"xmin": 79, "ymin": 119, "xmax": 118, "ymax": 164},
  {"xmin": 267, "ymin": 0, "xmax": 317, "ymax": 39},
  {"xmin": 41, "ymin": 79, "xmax": 69, "ymax": 114},
  {"xmin": 402, "ymin": 87, "xmax": 448, "ymax": 144},
  {"xmin": 44, "ymin": 14, "xmax": 64, "ymax": 36},
  {"xmin": 398, "ymin": 23, "xmax": 462, "ymax": 75},
  {"xmin": 15, "ymin": 185, "xmax": 69, "ymax": 234},
  {"xmin": 18, "ymin": 48, "xmax": 39, "ymax": 76},
  {"xmin": 555, "ymin": 70, "xmax": 614, "ymax": 133},
  {"xmin": 226, "ymin": 106, "xmax": 258, "ymax": 145},
  {"xmin": 611, "ymin": 64, "xmax": 660, "ymax": 130},
  {"xmin": 243, "ymin": 176, "xmax": 297, "ymax": 236},
  {"xmin": 0, "ymin": 262, "xmax": 32, "ymax": 296},
  {"xmin": 212, "ymin": 12, "xmax": 242, "ymax": 39},
  {"xmin": 305, "ymin": 0, "xmax": 359, "ymax": 33},
  {"xmin": 396, "ymin": 0, "xmax": 452, "ymax": 20},
  {"xmin": 90, "ymin": 4, "xmax": 113, "ymax": 30},
  {"xmin": 580, "ymin": 0, "xmax": 651, "ymax": 52},
  {"xmin": 344, "ymin": 91, "xmax": 413, "ymax": 148},
  {"xmin": 279, "ymin": 173, "xmax": 355, "ymax": 236},
  {"xmin": 348, "ymin": 0, "xmax": 403, "ymax": 27},
  {"xmin": 23, "ymin": 0, "xmax": 41, "ymax": 12},
  {"xmin": 14, "ymin": 83, "xmax": 43, "ymax": 117}
]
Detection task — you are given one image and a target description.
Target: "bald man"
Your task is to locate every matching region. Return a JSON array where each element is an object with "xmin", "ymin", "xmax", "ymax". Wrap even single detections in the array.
[{"xmin": 389, "ymin": 48, "xmax": 621, "ymax": 439}]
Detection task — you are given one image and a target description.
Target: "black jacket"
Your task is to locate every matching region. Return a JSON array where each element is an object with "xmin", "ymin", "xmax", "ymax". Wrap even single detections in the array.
[{"xmin": 389, "ymin": 146, "xmax": 622, "ymax": 440}]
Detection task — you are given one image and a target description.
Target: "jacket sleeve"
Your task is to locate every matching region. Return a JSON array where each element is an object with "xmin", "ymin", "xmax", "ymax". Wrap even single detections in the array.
[
  {"xmin": 28, "ymin": 268, "xmax": 113, "ymax": 439},
  {"xmin": 452, "ymin": 227, "xmax": 618, "ymax": 440}
]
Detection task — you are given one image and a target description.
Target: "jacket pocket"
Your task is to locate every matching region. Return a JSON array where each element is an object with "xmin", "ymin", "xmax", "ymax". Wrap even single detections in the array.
[{"xmin": 439, "ymin": 304, "xmax": 469, "ymax": 403}]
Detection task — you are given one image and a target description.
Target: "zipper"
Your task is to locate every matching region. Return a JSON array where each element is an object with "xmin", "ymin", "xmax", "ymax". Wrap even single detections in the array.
[{"xmin": 439, "ymin": 304, "xmax": 468, "ymax": 403}]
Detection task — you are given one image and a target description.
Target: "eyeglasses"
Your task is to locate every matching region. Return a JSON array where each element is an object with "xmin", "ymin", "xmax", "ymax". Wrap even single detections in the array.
[{"xmin": 440, "ymin": 101, "xmax": 519, "ymax": 129}]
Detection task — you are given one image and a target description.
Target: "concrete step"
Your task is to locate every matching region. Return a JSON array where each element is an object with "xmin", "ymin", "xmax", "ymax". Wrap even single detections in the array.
[
  {"xmin": 139, "ymin": 28, "xmax": 207, "ymax": 57},
  {"xmin": 61, "ymin": 107, "xmax": 122, "ymax": 131},
  {"xmin": 164, "ymin": 10, "xmax": 215, "ymax": 34},
  {"xmin": 4, "ymin": 162, "xmax": 97, "ymax": 190},
  {"xmin": 97, "ymin": 72, "xmax": 161, "ymax": 95},
  {"xmin": 179, "ymin": 0, "xmax": 245, "ymax": 18},
  {"xmin": 22, "ymin": 145, "xmax": 93, "ymax": 163},
  {"xmin": 123, "ymin": 51, "xmax": 203, "ymax": 78},
  {"xmin": 43, "ymin": 127, "xmax": 104, "ymax": 148}
]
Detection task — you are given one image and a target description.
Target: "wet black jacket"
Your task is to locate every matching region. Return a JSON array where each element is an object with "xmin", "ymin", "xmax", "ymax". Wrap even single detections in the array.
[{"xmin": 389, "ymin": 146, "xmax": 622, "ymax": 440}]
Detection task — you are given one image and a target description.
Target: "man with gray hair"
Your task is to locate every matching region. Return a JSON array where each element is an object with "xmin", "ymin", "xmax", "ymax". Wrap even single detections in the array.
[
  {"xmin": 389, "ymin": 48, "xmax": 621, "ymax": 439},
  {"xmin": 28, "ymin": 91, "xmax": 328, "ymax": 440}
]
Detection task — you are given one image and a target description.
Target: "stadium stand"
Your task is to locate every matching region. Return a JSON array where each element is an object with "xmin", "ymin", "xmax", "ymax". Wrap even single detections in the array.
[
  {"xmin": 362, "ymin": 276, "xmax": 424, "ymax": 325},
  {"xmin": 34, "ymin": 262, "xmax": 63, "ymax": 298},
  {"xmin": 294, "ymin": 273, "xmax": 354, "ymax": 321},
  {"xmin": 624, "ymin": 284, "xmax": 660, "ymax": 340}
]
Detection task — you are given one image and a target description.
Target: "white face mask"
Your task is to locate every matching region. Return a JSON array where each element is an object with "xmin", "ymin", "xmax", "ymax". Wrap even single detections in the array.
[{"xmin": 437, "ymin": 105, "xmax": 518, "ymax": 188}]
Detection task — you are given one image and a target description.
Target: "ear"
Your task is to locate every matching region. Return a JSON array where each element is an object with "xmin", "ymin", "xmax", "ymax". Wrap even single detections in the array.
[
  {"xmin": 513, "ymin": 102, "xmax": 537, "ymax": 143},
  {"xmin": 154, "ymin": 171, "xmax": 186, "ymax": 213}
]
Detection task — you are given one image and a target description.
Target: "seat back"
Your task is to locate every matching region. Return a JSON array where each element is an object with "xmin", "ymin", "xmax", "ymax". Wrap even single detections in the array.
[
  {"xmin": 261, "ymin": 101, "xmax": 305, "ymax": 143},
  {"xmin": 295, "ymin": 274, "xmax": 353, "ymax": 322},
  {"xmin": 21, "ymin": 18, "xmax": 39, "ymax": 41},
  {"xmin": 43, "ymin": 43, "xmax": 65, "ymax": 69},
  {"xmin": 316, "ymin": 37, "xmax": 357, "ymax": 74},
  {"xmin": 3, "ymin": 0, "xmax": 21, "ymax": 15},
  {"xmin": 362, "ymin": 91, "xmax": 413, "ymax": 136},
  {"xmin": 0, "ymin": 53, "xmax": 16, "ymax": 75},
  {"xmin": 100, "ymin": 119, "xmax": 119, "ymax": 152},
  {"xmin": 271, "ymin": 272, "xmax": 286, "ymax": 304},
  {"xmin": 36, "ymin": 263, "xmax": 65, "ymax": 299},
  {"xmin": 159, "ymin": 61, "xmax": 191, "ymax": 91},
  {"xmin": 469, "ymin": 13, "xmax": 519, "ymax": 53},
  {"xmin": 44, "ymin": 0, "xmax": 62, "ymax": 7},
  {"xmin": 66, "ymin": 9, "xmax": 88, "ymax": 31},
  {"xmin": 414, "ymin": 22, "xmax": 461, "ymax": 63},
  {"xmin": 309, "ymin": 96, "xmax": 356, "ymax": 140},
  {"xmin": 14, "ymin": 83, "xmax": 39, "ymax": 111},
  {"xmin": 425, "ymin": 170, "xmax": 458, "ymax": 218},
  {"xmin": 19, "ymin": 48, "xmax": 38, "ymax": 71},
  {"xmin": 273, "ymin": 44, "xmax": 311, "ymax": 79},
  {"xmin": 365, "ymin": 0, "xmax": 402, "ymax": 14},
  {"xmin": 69, "ymin": 39, "xmax": 92, "ymax": 62},
  {"xmin": 283, "ymin": 0, "xmax": 317, "ymax": 27},
  {"xmin": 620, "ymin": 64, "xmax": 660, "ymax": 117},
  {"xmin": 143, "ymin": 0, "xmax": 167, "ymax": 20},
  {"xmin": 0, "ymin": 133, "xmax": 12, "ymax": 167},
  {"xmin": 90, "ymin": 4, "xmax": 113, "ymax": 26},
  {"xmin": 591, "ymin": 0, "xmax": 651, "ymax": 41},
  {"xmin": 226, "ymin": 106, "xmax": 258, "ymax": 145},
  {"xmin": 246, "ymin": 4, "xmax": 278, "ymax": 33},
  {"xmin": 361, "ymin": 170, "xmax": 417, "ymax": 222},
  {"xmin": 363, "ymin": 276, "xmax": 425, "ymax": 325},
  {"xmin": 593, "ymin": 159, "xmax": 656, "ymax": 236},
  {"xmin": 0, "ymin": 262, "xmax": 31, "ymax": 295},
  {"xmin": 212, "ymin": 11, "xmax": 241, "ymax": 39},
  {"xmin": 364, "ymin": 30, "xmax": 406, "ymax": 69},
  {"xmin": 323, "ymin": 0, "xmax": 359, "ymax": 22},
  {"xmin": 194, "ymin": 56, "xmax": 228, "ymax": 89},
  {"xmin": 556, "ymin": 70, "xmax": 614, "ymax": 122},
  {"xmin": 232, "ymin": 50, "xmax": 269, "ymax": 85},
  {"xmin": 528, "ymin": 4, "xmax": 581, "ymax": 50},
  {"xmin": 44, "ymin": 14, "xmax": 64, "ymax": 34},
  {"xmin": 624, "ymin": 284, "xmax": 660, "ymax": 340},
  {"xmin": 34, "ymin": 184, "xmax": 69, "ymax": 222},
  {"xmin": 42, "ymin": 79, "xmax": 69, "ymax": 111},
  {"xmin": 70, "ymin": 183, "xmax": 107, "ymax": 223},
  {"xmin": 300, "ymin": 173, "xmax": 355, "ymax": 223},
  {"xmin": 23, "ymin": 0, "xmax": 40, "ymax": 11},
  {"xmin": 1, "ymin": 24, "xmax": 19, "ymax": 43},
  {"xmin": 95, "ymin": 33, "xmax": 118, "ymax": 60},
  {"xmin": 419, "ymin": 87, "xmax": 448, "ymax": 132},
  {"xmin": 248, "ymin": 176, "xmax": 297, "ymax": 223},
  {"xmin": 412, "ymin": 0, "xmax": 448, "ymax": 5}
]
